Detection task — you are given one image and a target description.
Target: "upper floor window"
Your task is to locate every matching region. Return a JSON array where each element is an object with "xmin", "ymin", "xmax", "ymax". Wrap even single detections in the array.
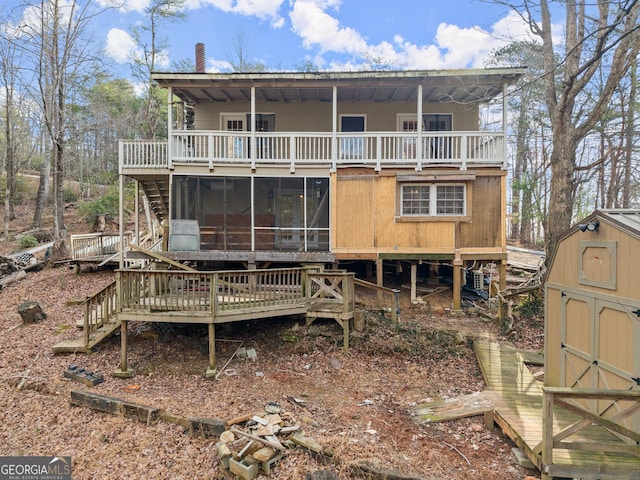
[{"xmin": 401, "ymin": 183, "xmax": 465, "ymax": 216}]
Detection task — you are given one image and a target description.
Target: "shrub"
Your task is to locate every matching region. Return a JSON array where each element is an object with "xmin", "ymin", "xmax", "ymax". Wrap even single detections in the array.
[
  {"xmin": 17, "ymin": 234, "xmax": 38, "ymax": 249},
  {"xmin": 63, "ymin": 187, "xmax": 78, "ymax": 203},
  {"xmin": 78, "ymin": 188, "xmax": 120, "ymax": 225}
]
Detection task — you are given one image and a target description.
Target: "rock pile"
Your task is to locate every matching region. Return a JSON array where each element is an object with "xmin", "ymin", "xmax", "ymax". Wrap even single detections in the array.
[{"xmin": 216, "ymin": 402, "xmax": 322, "ymax": 479}]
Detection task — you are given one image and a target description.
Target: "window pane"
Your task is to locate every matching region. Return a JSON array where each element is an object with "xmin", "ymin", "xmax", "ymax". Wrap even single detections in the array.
[
  {"xmin": 402, "ymin": 185, "xmax": 430, "ymax": 215},
  {"xmin": 436, "ymin": 185, "xmax": 464, "ymax": 214}
]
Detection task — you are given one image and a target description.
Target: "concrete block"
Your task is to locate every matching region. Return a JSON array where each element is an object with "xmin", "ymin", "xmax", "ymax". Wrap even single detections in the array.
[{"xmin": 229, "ymin": 458, "xmax": 259, "ymax": 480}]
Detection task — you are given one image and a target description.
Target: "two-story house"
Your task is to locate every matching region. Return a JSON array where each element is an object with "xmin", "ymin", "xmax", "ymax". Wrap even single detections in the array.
[{"xmin": 119, "ymin": 57, "xmax": 523, "ymax": 310}]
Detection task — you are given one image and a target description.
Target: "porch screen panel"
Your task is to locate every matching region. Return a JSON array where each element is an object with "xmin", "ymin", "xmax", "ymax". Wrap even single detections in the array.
[
  {"xmin": 306, "ymin": 178, "xmax": 330, "ymax": 251},
  {"xmin": 200, "ymin": 177, "xmax": 252, "ymax": 251}
]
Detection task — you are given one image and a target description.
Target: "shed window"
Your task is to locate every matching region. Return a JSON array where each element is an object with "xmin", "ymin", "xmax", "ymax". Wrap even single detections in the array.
[{"xmin": 401, "ymin": 184, "xmax": 465, "ymax": 216}]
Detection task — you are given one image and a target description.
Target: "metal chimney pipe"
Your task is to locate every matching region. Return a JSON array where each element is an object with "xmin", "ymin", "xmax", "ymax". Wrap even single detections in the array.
[{"xmin": 195, "ymin": 43, "xmax": 205, "ymax": 73}]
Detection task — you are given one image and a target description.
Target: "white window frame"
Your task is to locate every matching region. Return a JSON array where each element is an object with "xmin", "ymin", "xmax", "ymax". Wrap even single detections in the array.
[{"xmin": 400, "ymin": 183, "xmax": 466, "ymax": 217}]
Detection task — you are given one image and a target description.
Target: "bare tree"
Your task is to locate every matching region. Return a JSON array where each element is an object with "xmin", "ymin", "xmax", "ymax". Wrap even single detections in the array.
[
  {"xmin": 129, "ymin": 0, "xmax": 185, "ymax": 139},
  {"xmin": 16, "ymin": 0, "xmax": 102, "ymax": 236},
  {"xmin": 0, "ymin": 21, "xmax": 20, "ymax": 233},
  {"xmin": 227, "ymin": 29, "xmax": 266, "ymax": 73},
  {"xmin": 496, "ymin": 1, "xmax": 640, "ymax": 259}
]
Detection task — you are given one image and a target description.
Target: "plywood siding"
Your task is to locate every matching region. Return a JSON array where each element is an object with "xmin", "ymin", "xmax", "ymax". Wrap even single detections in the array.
[
  {"xmin": 333, "ymin": 171, "xmax": 505, "ymax": 254},
  {"xmin": 459, "ymin": 175, "xmax": 503, "ymax": 249},
  {"xmin": 334, "ymin": 176, "xmax": 375, "ymax": 248}
]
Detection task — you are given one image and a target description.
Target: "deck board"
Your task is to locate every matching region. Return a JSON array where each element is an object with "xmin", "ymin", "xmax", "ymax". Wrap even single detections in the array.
[{"xmin": 474, "ymin": 340, "xmax": 640, "ymax": 478}]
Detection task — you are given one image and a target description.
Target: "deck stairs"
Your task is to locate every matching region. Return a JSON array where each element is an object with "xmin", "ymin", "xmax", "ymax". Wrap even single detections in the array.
[
  {"xmin": 53, "ymin": 280, "xmax": 120, "ymax": 354},
  {"xmin": 139, "ymin": 177, "xmax": 169, "ymax": 223}
]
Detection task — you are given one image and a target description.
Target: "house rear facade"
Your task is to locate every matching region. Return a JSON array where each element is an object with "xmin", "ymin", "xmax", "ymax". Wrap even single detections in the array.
[{"xmin": 119, "ymin": 63, "xmax": 523, "ymax": 307}]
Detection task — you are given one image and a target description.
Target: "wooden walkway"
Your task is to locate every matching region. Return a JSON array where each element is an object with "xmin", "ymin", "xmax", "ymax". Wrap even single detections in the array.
[{"xmin": 475, "ymin": 340, "xmax": 640, "ymax": 479}]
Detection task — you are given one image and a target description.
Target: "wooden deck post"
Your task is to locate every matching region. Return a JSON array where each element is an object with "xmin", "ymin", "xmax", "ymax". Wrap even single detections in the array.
[
  {"xmin": 206, "ymin": 322, "xmax": 216, "ymax": 378},
  {"xmin": 376, "ymin": 258, "xmax": 384, "ymax": 305},
  {"xmin": 113, "ymin": 319, "xmax": 133, "ymax": 378},
  {"xmin": 452, "ymin": 250, "xmax": 462, "ymax": 310},
  {"xmin": 410, "ymin": 262, "xmax": 417, "ymax": 303},
  {"xmin": 541, "ymin": 387, "xmax": 553, "ymax": 480}
]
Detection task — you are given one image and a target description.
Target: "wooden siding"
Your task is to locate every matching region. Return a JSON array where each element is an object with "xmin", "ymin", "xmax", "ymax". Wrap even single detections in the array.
[
  {"xmin": 333, "ymin": 170, "xmax": 504, "ymax": 255},
  {"xmin": 459, "ymin": 175, "xmax": 503, "ymax": 249},
  {"xmin": 197, "ymin": 101, "xmax": 478, "ymax": 132}
]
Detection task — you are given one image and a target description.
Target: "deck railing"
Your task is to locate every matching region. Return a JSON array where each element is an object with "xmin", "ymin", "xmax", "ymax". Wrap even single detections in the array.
[
  {"xmin": 117, "ymin": 267, "xmax": 345, "ymax": 318},
  {"xmin": 120, "ymin": 130, "xmax": 505, "ymax": 171},
  {"xmin": 82, "ymin": 280, "xmax": 118, "ymax": 347},
  {"xmin": 70, "ymin": 232, "xmax": 133, "ymax": 261},
  {"xmin": 540, "ymin": 387, "xmax": 640, "ymax": 479}
]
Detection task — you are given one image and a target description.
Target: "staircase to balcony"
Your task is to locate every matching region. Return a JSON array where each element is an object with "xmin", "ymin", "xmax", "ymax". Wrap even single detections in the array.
[{"xmin": 139, "ymin": 177, "xmax": 169, "ymax": 223}]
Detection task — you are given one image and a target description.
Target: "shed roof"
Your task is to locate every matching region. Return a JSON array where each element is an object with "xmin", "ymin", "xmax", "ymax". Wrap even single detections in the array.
[{"xmin": 151, "ymin": 68, "xmax": 525, "ymax": 105}]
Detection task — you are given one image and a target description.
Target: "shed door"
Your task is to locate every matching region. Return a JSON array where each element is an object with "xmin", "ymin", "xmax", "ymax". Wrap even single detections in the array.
[
  {"xmin": 560, "ymin": 292, "xmax": 595, "ymax": 391},
  {"xmin": 560, "ymin": 292, "xmax": 640, "ymax": 431}
]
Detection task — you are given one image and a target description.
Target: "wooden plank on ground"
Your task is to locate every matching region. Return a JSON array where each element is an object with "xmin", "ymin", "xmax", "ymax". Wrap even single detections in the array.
[
  {"xmin": 413, "ymin": 391, "xmax": 496, "ymax": 422},
  {"xmin": 70, "ymin": 390, "xmax": 159, "ymax": 424}
]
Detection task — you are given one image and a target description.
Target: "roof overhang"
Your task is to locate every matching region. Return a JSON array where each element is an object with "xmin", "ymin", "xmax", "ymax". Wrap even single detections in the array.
[{"xmin": 151, "ymin": 68, "xmax": 526, "ymax": 105}]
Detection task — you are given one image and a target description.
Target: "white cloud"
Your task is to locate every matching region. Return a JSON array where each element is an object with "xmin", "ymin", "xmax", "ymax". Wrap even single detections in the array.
[
  {"xmin": 288, "ymin": 2, "xmax": 538, "ymax": 70},
  {"xmin": 105, "ymin": 27, "xmax": 138, "ymax": 63},
  {"xmin": 207, "ymin": 57, "xmax": 234, "ymax": 72},
  {"xmin": 289, "ymin": 0, "xmax": 367, "ymax": 54},
  {"xmin": 96, "ymin": 0, "xmax": 150, "ymax": 14},
  {"xmin": 197, "ymin": 0, "xmax": 286, "ymax": 27}
]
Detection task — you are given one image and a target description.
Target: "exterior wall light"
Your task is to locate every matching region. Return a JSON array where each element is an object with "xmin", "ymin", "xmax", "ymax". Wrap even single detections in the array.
[{"xmin": 578, "ymin": 220, "xmax": 600, "ymax": 232}]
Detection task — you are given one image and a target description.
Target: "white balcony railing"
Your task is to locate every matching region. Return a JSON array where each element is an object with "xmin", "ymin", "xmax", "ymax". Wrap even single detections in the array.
[{"xmin": 120, "ymin": 130, "xmax": 505, "ymax": 171}]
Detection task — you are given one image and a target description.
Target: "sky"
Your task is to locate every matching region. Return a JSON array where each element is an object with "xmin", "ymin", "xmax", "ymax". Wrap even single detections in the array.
[{"xmin": 90, "ymin": 0, "xmax": 537, "ymax": 76}]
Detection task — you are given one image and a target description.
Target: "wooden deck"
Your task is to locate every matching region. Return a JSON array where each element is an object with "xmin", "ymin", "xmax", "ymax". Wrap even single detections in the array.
[
  {"xmin": 54, "ymin": 266, "xmax": 368, "ymax": 377},
  {"xmin": 474, "ymin": 340, "xmax": 640, "ymax": 479}
]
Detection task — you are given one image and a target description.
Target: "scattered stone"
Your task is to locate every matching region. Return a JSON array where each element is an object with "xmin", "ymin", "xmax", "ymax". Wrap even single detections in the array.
[
  {"xmin": 219, "ymin": 430, "xmax": 235, "ymax": 444},
  {"xmin": 246, "ymin": 348, "xmax": 257, "ymax": 360},
  {"xmin": 253, "ymin": 446, "xmax": 275, "ymax": 462},
  {"xmin": 291, "ymin": 432, "xmax": 323, "ymax": 453},
  {"xmin": 306, "ymin": 471, "xmax": 339, "ymax": 480},
  {"xmin": 329, "ymin": 358, "xmax": 341, "ymax": 369},
  {"xmin": 453, "ymin": 331, "xmax": 466, "ymax": 345},
  {"xmin": 512, "ymin": 447, "xmax": 535, "ymax": 469},
  {"xmin": 265, "ymin": 402, "xmax": 282, "ymax": 414}
]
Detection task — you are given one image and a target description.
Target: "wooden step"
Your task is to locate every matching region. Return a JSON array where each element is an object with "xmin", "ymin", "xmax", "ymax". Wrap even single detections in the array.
[{"xmin": 52, "ymin": 320, "xmax": 121, "ymax": 354}]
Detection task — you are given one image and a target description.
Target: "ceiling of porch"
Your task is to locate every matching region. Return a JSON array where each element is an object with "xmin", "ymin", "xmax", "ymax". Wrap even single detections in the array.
[{"xmin": 152, "ymin": 68, "xmax": 524, "ymax": 106}]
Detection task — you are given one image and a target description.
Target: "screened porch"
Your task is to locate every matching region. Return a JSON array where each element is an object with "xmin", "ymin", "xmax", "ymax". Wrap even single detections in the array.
[{"xmin": 172, "ymin": 175, "xmax": 330, "ymax": 253}]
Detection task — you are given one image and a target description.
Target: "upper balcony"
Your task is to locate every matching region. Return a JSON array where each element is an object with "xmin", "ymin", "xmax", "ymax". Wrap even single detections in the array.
[{"xmin": 120, "ymin": 129, "xmax": 505, "ymax": 173}]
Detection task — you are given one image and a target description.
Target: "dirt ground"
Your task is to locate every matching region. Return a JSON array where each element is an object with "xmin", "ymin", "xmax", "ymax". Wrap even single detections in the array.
[{"xmin": 0, "ymin": 205, "xmax": 545, "ymax": 480}]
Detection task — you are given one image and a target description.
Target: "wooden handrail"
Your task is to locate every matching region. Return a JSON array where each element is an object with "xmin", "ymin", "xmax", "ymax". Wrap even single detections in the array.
[
  {"xmin": 540, "ymin": 387, "xmax": 640, "ymax": 479},
  {"xmin": 354, "ymin": 277, "xmax": 400, "ymax": 322}
]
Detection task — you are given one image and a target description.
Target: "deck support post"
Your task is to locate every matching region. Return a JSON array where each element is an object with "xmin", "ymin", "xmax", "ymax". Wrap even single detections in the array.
[
  {"xmin": 206, "ymin": 322, "xmax": 216, "ymax": 378},
  {"xmin": 376, "ymin": 258, "xmax": 384, "ymax": 305},
  {"xmin": 410, "ymin": 262, "xmax": 417, "ymax": 303},
  {"xmin": 498, "ymin": 260, "xmax": 507, "ymax": 322},
  {"xmin": 452, "ymin": 250, "xmax": 462, "ymax": 310},
  {"xmin": 113, "ymin": 319, "xmax": 133, "ymax": 378}
]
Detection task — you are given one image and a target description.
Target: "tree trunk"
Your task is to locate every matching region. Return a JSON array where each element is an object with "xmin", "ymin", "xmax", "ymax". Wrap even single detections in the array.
[
  {"xmin": 32, "ymin": 162, "xmax": 49, "ymax": 229},
  {"xmin": 622, "ymin": 62, "xmax": 636, "ymax": 208},
  {"xmin": 546, "ymin": 133, "xmax": 578, "ymax": 259}
]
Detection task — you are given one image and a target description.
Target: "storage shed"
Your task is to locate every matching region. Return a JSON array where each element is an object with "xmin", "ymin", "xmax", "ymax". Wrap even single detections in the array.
[{"xmin": 544, "ymin": 209, "xmax": 640, "ymax": 433}]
